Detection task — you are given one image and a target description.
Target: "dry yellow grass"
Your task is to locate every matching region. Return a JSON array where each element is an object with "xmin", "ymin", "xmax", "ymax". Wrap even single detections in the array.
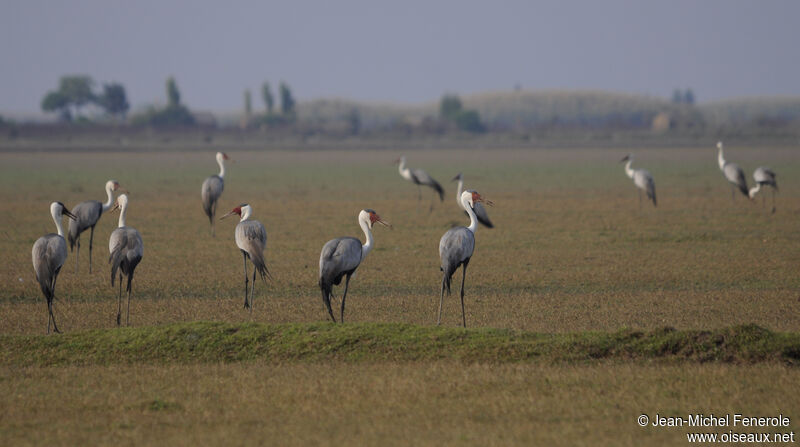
[
  {"xmin": 1, "ymin": 147, "xmax": 798, "ymax": 334},
  {"xmin": 2, "ymin": 362, "xmax": 798, "ymax": 446}
]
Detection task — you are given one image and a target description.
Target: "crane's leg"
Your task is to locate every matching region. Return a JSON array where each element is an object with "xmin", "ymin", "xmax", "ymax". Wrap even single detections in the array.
[
  {"xmin": 126, "ymin": 274, "xmax": 134, "ymax": 326},
  {"xmin": 771, "ymin": 189, "xmax": 776, "ymax": 214},
  {"xmin": 88, "ymin": 226, "xmax": 95, "ymax": 274},
  {"xmin": 117, "ymin": 273, "xmax": 123, "ymax": 326},
  {"xmin": 438, "ymin": 274, "xmax": 446, "ymax": 326},
  {"xmin": 48, "ymin": 300, "xmax": 60, "ymax": 334},
  {"xmin": 731, "ymin": 185, "xmax": 735, "ymax": 203},
  {"xmin": 242, "ymin": 252, "xmax": 250, "ymax": 310},
  {"xmin": 340, "ymin": 273, "xmax": 352, "ymax": 324},
  {"xmin": 250, "ymin": 266, "xmax": 256, "ymax": 313},
  {"xmin": 46, "ymin": 299, "xmax": 51, "ymax": 334},
  {"xmin": 211, "ymin": 201, "xmax": 217, "ymax": 237},
  {"xmin": 429, "ymin": 190, "xmax": 436, "ymax": 213},
  {"xmin": 75, "ymin": 236, "xmax": 80, "ymax": 274},
  {"xmin": 460, "ymin": 260, "xmax": 469, "ymax": 328}
]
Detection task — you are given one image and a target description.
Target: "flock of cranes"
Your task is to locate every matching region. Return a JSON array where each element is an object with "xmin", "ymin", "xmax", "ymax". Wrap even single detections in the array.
[
  {"xmin": 620, "ymin": 141, "xmax": 778, "ymax": 211},
  {"xmin": 31, "ymin": 141, "xmax": 779, "ymax": 334}
]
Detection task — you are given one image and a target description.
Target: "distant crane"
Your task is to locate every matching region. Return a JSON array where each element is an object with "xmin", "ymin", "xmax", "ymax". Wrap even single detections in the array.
[
  {"xmin": 619, "ymin": 154, "xmax": 657, "ymax": 207},
  {"xmin": 108, "ymin": 194, "xmax": 143, "ymax": 327},
  {"xmin": 749, "ymin": 166, "xmax": 778, "ymax": 213},
  {"xmin": 221, "ymin": 203, "xmax": 270, "ymax": 311},
  {"xmin": 394, "ymin": 156, "xmax": 444, "ymax": 210},
  {"xmin": 32, "ymin": 202, "xmax": 76, "ymax": 334},
  {"xmin": 202, "ymin": 152, "xmax": 231, "ymax": 236},
  {"xmin": 452, "ymin": 172, "xmax": 494, "ymax": 228},
  {"xmin": 438, "ymin": 189, "xmax": 487, "ymax": 327},
  {"xmin": 68, "ymin": 180, "xmax": 123, "ymax": 273},
  {"xmin": 318, "ymin": 209, "xmax": 391, "ymax": 323},
  {"xmin": 717, "ymin": 142, "xmax": 749, "ymax": 201}
]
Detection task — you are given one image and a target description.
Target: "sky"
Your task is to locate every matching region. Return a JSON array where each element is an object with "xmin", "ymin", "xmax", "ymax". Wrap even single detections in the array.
[{"xmin": 2, "ymin": 0, "xmax": 800, "ymax": 115}]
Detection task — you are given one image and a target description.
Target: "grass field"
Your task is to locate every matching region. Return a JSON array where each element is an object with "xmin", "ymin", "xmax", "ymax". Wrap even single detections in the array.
[{"xmin": 1, "ymin": 145, "xmax": 798, "ymax": 445}]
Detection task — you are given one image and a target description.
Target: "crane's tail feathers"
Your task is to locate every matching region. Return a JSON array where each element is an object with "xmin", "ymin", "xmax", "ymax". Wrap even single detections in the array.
[
  {"xmin": 319, "ymin": 278, "xmax": 336, "ymax": 322},
  {"xmin": 738, "ymin": 183, "xmax": 749, "ymax": 197},
  {"xmin": 67, "ymin": 222, "xmax": 79, "ymax": 251},
  {"xmin": 432, "ymin": 180, "xmax": 445, "ymax": 201}
]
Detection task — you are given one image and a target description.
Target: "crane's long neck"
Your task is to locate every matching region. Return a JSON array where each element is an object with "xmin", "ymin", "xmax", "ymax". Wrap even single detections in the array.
[
  {"xmin": 749, "ymin": 183, "xmax": 761, "ymax": 198},
  {"xmin": 101, "ymin": 183, "xmax": 114, "ymax": 212},
  {"xmin": 455, "ymin": 179, "xmax": 464, "ymax": 207},
  {"xmin": 118, "ymin": 204, "xmax": 127, "ymax": 228},
  {"xmin": 462, "ymin": 195, "xmax": 478, "ymax": 234},
  {"xmin": 718, "ymin": 147, "xmax": 726, "ymax": 170},
  {"xmin": 398, "ymin": 158, "xmax": 410, "ymax": 178},
  {"xmin": 624, "ymin": 160, "xmax": 635, "ymax": 179},
  {"xmin": 360, "ymin": 217, "xmax": 374, "ymax": 258},
  {"xmin": 239, "ymin": 207, "xmax": 252, "ymax": 222},
  {"xmin": 218, "ymin": 157, "xmax": 226, "ymax": 179},
  {"xmin": 52, "ymin": 209, "xmax": 65, "ymax": 237}
]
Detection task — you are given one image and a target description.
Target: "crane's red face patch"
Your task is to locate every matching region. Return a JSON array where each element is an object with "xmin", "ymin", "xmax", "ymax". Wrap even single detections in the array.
[
  {"xmin": 232, "ymin": 206, "xmax": 242, "ymax": 216},
  {"xmin": 369, "ymin": 212, "xmax": 380, "ymax": 224},
  {"xmin": 471, "ymin": 192, "xmax": 483, "ymax": 203},
  {"xmin": 222, "ymin": 153, "xmax": 230, "ymax": 160},
  {"xmin": 113, "ymin": 181, "xmax": 120, "ymax": 190}
]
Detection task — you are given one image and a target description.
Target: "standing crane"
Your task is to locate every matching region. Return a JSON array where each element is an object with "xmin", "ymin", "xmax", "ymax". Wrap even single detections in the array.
[
  {"xmin": 717, "ymin": 142, "xmax": 749, "ymax": 201},
  {"xmin": 749, "ymin": 166, "xmax": 778, "ymax": 213},
  {"xmin": 221, "ymin": 203, "xmax": 270, "ymax": 311},
  {"xmin": 619, "ymin": 154, "xmax": 657, "ymax": 207},
  {"xmin": 68, "ymin": 180, "xmax": 123, "ymax": 274},
  {"xmin": 108, "ymin": 194, "xmax": 143, "ymax": 327},
  {"xmin": 452, "ymin": 172, "xmax": 494, "ymax": 227},
  {"xmin": 394, "ymin": 156, "xmax": 444, "ymax": 210},
  {"xmin": 201, "ymin": 152, "xmax": 230, "ymax": 236},
  {"xmin": 318, "ymin": 209, "xmax": 391, "ymax": 323},
  {"xmin": 438, "ymin": 189, "xmax": 487, "ymax": 328},
  {"xmin": 32, "ymin": 202, "xmax": 76, "ymax": 334}
]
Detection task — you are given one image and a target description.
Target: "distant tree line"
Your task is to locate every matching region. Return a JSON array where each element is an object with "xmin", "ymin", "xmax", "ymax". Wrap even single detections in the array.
[
  {"xmin": 41, "ymin": 75, "xmax": 129, "ymax": 122},
  {"xmin": 241, "ymin": 81, "xmax": 297, "ymax": 129}
]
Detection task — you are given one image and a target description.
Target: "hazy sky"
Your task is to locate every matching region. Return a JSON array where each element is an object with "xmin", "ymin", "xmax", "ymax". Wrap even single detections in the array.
[{"xmin": 2, "ymin": 0, "xmax": 799, "ymax": 114}]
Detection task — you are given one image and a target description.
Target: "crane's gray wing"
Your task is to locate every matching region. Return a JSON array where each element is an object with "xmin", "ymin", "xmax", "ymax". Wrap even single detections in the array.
[
  {"xmin": 724, "ymin": 163, "xmax": 748, "ymax": 196},
  {"xmin": 439, "ymin": 227, "xmax": 474, "ymax": 273},
  {"xmin": 32, "ymin": 234, "xmax": 67, "ymax": 300},
  {"xmin": 201, "ymin": 175, "xmax": 224, "ymax": 218},
  {"xmin": 68, "ymin": 200, "xmax": 102, "ymax": 249},
  {"xmin": 319, "ymin": 237, "xmax": 362, "ymax": 284},
  {"xmin": 412, "ymin": 169, "xmax": 444, "ymax": 200},
  {"xmin": 109, "ymin": 227, "xmax": 143, "ymax": 284},
  {"xmin": 236, "ymin": 220, "xmax": 269, "ymax": 280}
]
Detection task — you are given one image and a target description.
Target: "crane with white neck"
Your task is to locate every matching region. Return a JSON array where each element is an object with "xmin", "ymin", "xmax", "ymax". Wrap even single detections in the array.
[
  {"xmin": 68, "ymin": 180, "xmax": 124, "ymax": 274},
  {"xmin": 619, "ymin": 154, "xmax": 657, "ymax": 207},
  {"xmin": 202, "ymin": 152, "xmax": 231, "ymax": 236},
  {"xmin": 749, "ymin": 166, "xmax": 778, "ymax": 213},
  {"xmin": 318, "ymin": 209, "xmax": 391, "ymax": 323},
  {"xmin": 438, "ymin": 190, "xmax": 487, "ymax": 327},
  {"xmin": 717, "ymin": 142, "xmax": 749, "ymax": 201},
  {"xmin": 108, "ymin": 194, "xmax": 144, "ymax": 326},
  {"xmin": 32, "ymin": 201, "xmax": 76, "ymax": 334},
  {"xmin": 394, "ymin": 156, "xmax": 444, "ymax": 211},
  {"xmin": 221, "ymin": 203, "xmax": 270, "ymax": 312},
  {"xmin": 452, "ymin": 172, "xmax": 494, "ymax": 227}
]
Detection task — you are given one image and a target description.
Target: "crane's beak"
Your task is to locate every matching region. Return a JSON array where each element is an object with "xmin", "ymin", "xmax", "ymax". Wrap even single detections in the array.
[
  {"xmin": 111, "ymin": 202, "xmax": 120, "ymax": 213},
  {"xmin": 63, "ymin": 209, "xmax": 76, "ymax": 220},
  {"xmin": 619, "ymin": 155, "xmax": 630, "ymax": 163},
  {"xmin": 451, "ymin": 173, "xmax": 462, "ymax": 182},
  {"xmin": 117, "ymin": 188, "xmax": 129, "ymax": 194},
  {"xmin": 483, "ymin": 199, "xmax": 494, "ymax": 207},
  {"xmin": 377, "ymin": 218, "xmax": 392, "ymax": 229},
  {"xmin": 220, "ymin": 211, "xmax": 237, "ymax": 220}
]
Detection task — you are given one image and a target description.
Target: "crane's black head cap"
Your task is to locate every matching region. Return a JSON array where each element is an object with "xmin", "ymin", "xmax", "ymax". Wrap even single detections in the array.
[
  {"xmin": 363, "ymin": 208, "xmax": 375, "ymax": 214},
  {"xmin": 239, "ymin": 203, "xmax": 248, "ymax": 207}
]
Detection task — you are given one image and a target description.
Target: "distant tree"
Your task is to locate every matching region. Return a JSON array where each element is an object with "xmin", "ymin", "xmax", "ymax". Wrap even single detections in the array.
[
  {"xmin": 440, "ymin": 94, "xmax": 463, "ymax": 120},
  {"xmin": 242, "ymin": 89, "xmax": 253, "ymax": 129},
  {"xmin": 684, "ymin": 89, "xmax": 695, "ymax": 105},
  {"xmin": 59, "ymin": 75, "xmax": 95, "ymax": 116},
  {"xmin": 166, "ymin": 76, "xmax": 181, "ymax": 107},
  {"xmin": 41, "ymin": 90, "xmax": 72, "ymax": 122},
  {"xmin": 454, "ymin": 110, "xmax": 486, "ymax": 133},
  {"xmin": 279, "ymin": 82, "xmax": 295, "ymax": 115},
  {"xmin": 347, "ymin": 108, "xmax": 361, "ymax": 135},
  {"xmin": 97, "ymin": 83, "xmax": 129, "ymax": 119},
  {"xmin": 672, "ymin": 89, "xmax": 683, "ymax": 104},
  {"xmin": 262, "ymin": 82, "xmax": 274, "ymax": 114}
]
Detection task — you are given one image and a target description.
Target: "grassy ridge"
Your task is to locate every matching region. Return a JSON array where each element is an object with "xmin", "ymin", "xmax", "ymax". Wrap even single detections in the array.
[{"xmin": 2, "ymin": 322, "xmax": 799, "ymax": 366}]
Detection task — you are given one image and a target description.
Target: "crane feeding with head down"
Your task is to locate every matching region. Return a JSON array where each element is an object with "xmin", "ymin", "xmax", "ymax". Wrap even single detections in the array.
[
  {"xmin": 222, "ymin": 203, "xmax": 270, "ymax": 312},
  {"xmin": 318, "ymin": 209, "xmax": 391, "ymax": 323},
  {"xmin": 32, "ymin": 202, "xmax": 76, "ymax": 334},
  {"xmin": 749, "ymin": 166, "xmax": 778, "ymax": 213},
  {"xmin": 438, "ymin": 189, "xmax": 487, "ymax": 328}
]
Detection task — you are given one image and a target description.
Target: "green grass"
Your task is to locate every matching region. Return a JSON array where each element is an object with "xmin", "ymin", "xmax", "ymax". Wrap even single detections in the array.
[{"xmin": 2, "ymin": 321, "xmax": 799, "ymax": 367}]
